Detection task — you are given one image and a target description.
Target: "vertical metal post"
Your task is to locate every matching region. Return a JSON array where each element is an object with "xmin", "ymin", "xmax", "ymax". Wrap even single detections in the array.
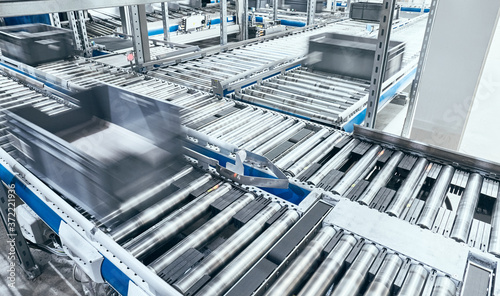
[
  {"xmin": 51, "ymin": 13, "xmax": 61, "ymax": 28},
  {"xmin": 236, "ymin": 0, "xmax": 247, "ymax": 41},
  {"xmin": 67, "ymin": 11, "xmax": 83, "ymax": 51},
  {"xmin": 0, "ymin": 184, "xmax": 41, "ymax": 280},
  {"xmin": 161, "ymin": 2, "xmax": 171, "ymax": 42},
  {"xmin": 364, "ymin": 0, "xmax": 397, "ymax": 129},
  {"xmin": 273, "ymin": 0, "xmax": 279, "ymax": 22},
  {"xmin": 401, "ymin": 0, "xmax": 438, "ymax": 137},
  {"xmin": 346, "ymin": 0, "xmax": 352, "ymax": 14},
  {"xmin": 220, "ymin": 0, "xmax": 228, "ymax": 45},
  {"xmin": 306, "ymin": 0, "xmax": 315, "ymax": 25},
  {"xmin": 119, "ymin": 6, "xmax": 130, "ymax": 37},
  {"xmin": 129, "ymin": 5, "xmax": 151, "ymax": 69},
  {"xmin": 77, "ymin": 11, "xmax": 92, "ymax": 57},
  {"xmin": 420, "ymin": 0, "xmax": 426, "ymax": 13}
]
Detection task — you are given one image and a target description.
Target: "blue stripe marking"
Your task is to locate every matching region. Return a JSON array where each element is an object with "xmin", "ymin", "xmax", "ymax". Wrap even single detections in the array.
[
  {"xmin": 0, "ymin": 62, "xmax": 73, "ymax": 95},
  {"xmin": 251, "ymin": 16, "xmax": 305, "ymax": 27},
  {"xmin": 184, "ymin": 142, "xmax": 310, "ymax": 205},
  {"xmin": 401, "ymin": 7, "xmax": 430, "ymax": 13},
  {"xmin": 343, "ymin": 67, "xmax": 417, "ymax": 132},
  {"xmin": 148, "ymin": 24, "xmax": 179, "ymax": 36},
  {"xmin": 0, "ymin": 163, "xmax": 64, "ymax": 233},
  {"xmin": 101, "ymin": 259, "xmax": 131, "ymax": 296}
]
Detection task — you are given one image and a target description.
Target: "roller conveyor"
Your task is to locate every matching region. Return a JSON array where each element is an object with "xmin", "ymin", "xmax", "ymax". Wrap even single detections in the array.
[{"xmin": 2, "ymin": 15, "xmax": 500, "ymax": 296}]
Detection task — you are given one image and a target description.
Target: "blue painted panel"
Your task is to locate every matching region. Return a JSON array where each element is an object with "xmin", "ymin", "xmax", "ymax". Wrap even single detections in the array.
[
  {"xmin": 184, "ymin": 142, "xmax": 310, "ymax": 204},
  {"xmin": 101, "ymin": 259, "xmax": 132, "ymax": 296},
  {"xmin": 401, "ymin": 7, "xmax": 430, "ymax": 13},
  {"xmin": 148, "ymin": 24, "xmax": 179, "ymax": 36},
  {"xmin": 343, "ymin": 68, "xmax": 417, "ymax": 132},
  {"xmin": 279, "ymin": 19, "xmax": 306, "ymax": 27},
  {"xmin": 4, "ymin": 15, "xmax": 51, "ymax": 26},
  {"xmin": 0, "ymin": 163, "xmax": 64, "ymax": 233}
]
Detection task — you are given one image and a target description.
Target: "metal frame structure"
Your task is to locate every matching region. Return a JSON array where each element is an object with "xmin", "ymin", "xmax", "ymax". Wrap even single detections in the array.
[
  {"xmin": 129, "ymin": 4, "xmax": 151, "ymax": 68},
  {"xmin": 364, "ymin": 0, "xmax": 397, "ymax": 129}
]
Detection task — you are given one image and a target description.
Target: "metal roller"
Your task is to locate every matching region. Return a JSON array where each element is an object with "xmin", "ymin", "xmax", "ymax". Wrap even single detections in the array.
[
  {"xmin": 275, "ymin": 128, "xmax": 330, "ymax": 170},
  {"xmin": 386, "ymin": 158, "xmax": 429, "ymax": 218},
  {"xmin": 174, "ymin": 202, "xmax": 282, "ymax": 293},
  {"xmin": 417, "ymin": 165, "xmax": 455, "ymax": 229},
  {"xmin": 431, "ymin": 277, "xmax": 457, "ymax": 296},
  {"xmin": 364, "ymin": 253, "xmax": 402, "ymax": 296},
  {"xmin": 219, "ymin": 112, "xmax": 276, "ymax": 143},
  {"xmin": 332, "ymin": 145, "xmax": 382, "ymax": 195},
  {"xmin": 110, "ymin": 174, "xmax": 212, "ymax": 244},
  {"xmin": 308, "ymin": 139, "xmax": 360, "ymax": 186},
  {"xmin": 263, "ymin": 226, "xmax": 337, "ymax": 296},
  {"xmin": 332, "ymin": 243, "xmax": 379, "ymax": 296},
  {"xmin": 198, "ymin": 107, "xmax": 254, "ymax": 134},
  {"xmin": 207, "ymin": 110, "xmax": 264, "ymax": 138},
  {"xmin": 488, "ymin": 186, "xmax": 500, "ymax": 256},
  {"xmin": 241, "ymin": 118, "xmax": 295, "ymax": 151},
  {"xmin": 238, "ymin": 93, "xmax": 338, "ymax": 125},
  {"xmin": 397, "ymin": 264, "xmax": 428, "ymax": 296},
  {"xmin": 98, "ymin": 166, "xmax": 193, "ymax": 227},
  {"xmin": 450, "ymin": 173, "xmax": 483, "ymax": 242},
  {"xmin": 358, "ymin": 151, "xmax": 404, "ymax": 205},
  {"xmin": 297, "ymin": 235, "xmax": 357, "ymax": 296},
  {"xmin": 287, "ymin": 132, "xmax": 343, "ymax": 177},
  {"xmin": 124, "ymin": 183, "xmax": 232, "ymax": 259},
  {"xmin": 149, "ymin": 193, "xmax": 255, "ymax": 273},
  {"xmin": 197, "ymin": 210, "xmax": 300, "ymax": 296},
  {"xmin": 252, "ymin": 121, "xmax": 306, "ymax": 155},
  {"xmin": 230, "ymin": 115, "xmax": 284, "ymax": 147}
]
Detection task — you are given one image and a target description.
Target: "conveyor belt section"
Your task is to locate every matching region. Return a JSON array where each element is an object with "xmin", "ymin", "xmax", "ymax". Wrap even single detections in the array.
[
  {"xmin": 234, "ymin": 67, "xmax": 370, "ymax": 126},
  {"xmin": 98, "ymin": 163, "xmax": 302, "ymax": 296},
  {"xmin": 9, "ymin": 58, "xmax": 345, "ymax": 163},
  {"xmin": 0, "ymin": 71, "xmax": 77, "ymax": 153},
  {"xmin": 293, "ymin": 132, "xmax": 500, "ymax": 256},
  {"xmin": 226, "ymin": 200, "xmax": 488, "ymax": 296},
  {"xmin": 146, "ymin": 24, "xmax": 335, "ymax": 91}
]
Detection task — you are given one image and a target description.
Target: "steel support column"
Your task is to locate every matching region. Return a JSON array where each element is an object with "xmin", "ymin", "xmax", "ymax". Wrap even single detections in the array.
[
  {"xmin": 401, "ymin": 0, "xmax": 437, "ymax": 138},
  {"xmin": 129, "ymin": 4, "xmax": 151, "ymax": 68},
  {"xmin": 119, "ymin": 6, "xmax": 131, "ymax": 37},
  {"xmin": 273, "ymin": 0, "xmax": 279, "ymax": 21},
  {"xmin": 364, "ymin": 0, "xmax": 397, "ymax": 129},
  {"xmin": 0, "ymin": 184, "xmax": 41, "ymax": 280},
  {"xmin": 220, "ymin": 0, "xmax": 228, "ymax": 45},
  {"xmin": 67, "ymin": 11, "xmax": 83, "ymax": 51},
  {"xmin": 306, "ymin": 0, "xmax": 315, "ymax": 26},
  {"xmin": 77, "ymin": 11, "xmax": 92, "ymax": 57},
  {"xmin": 161, "ymin": 2, "xmax": 171, "ymax": 42},
  {"xmin": 51, "ymin": 13, "xmax": 61, "ymax": 28}
]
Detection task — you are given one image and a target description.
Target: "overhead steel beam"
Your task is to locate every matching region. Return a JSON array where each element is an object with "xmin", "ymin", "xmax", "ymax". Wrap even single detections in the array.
[
  {"xmin": 364, "ymin": 0, "xmax": 397, "ymax": 129},
  {"xmin": 0, "ymin": 0, "xmax": 178, "ymax": 17}
]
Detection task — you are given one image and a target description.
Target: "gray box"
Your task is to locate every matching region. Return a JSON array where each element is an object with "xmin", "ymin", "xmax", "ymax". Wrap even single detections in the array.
[
  {"xmin": 282, "ymin": 0, "xmax": 323, "ymax": 13},
  {"xmin": 350, "ymin": 2, "xmax": 400, "ymax": 23},
  {"xmin": 0, "ymin": 23, "xmax": 74, "ymax": 66},
  {"xmin": 307, "ymin": 32, "xmax": 405, "ymax": 81},
  {"xmin": 5, "ymin": 85, "xmax": 183, "ymax": 219}
]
